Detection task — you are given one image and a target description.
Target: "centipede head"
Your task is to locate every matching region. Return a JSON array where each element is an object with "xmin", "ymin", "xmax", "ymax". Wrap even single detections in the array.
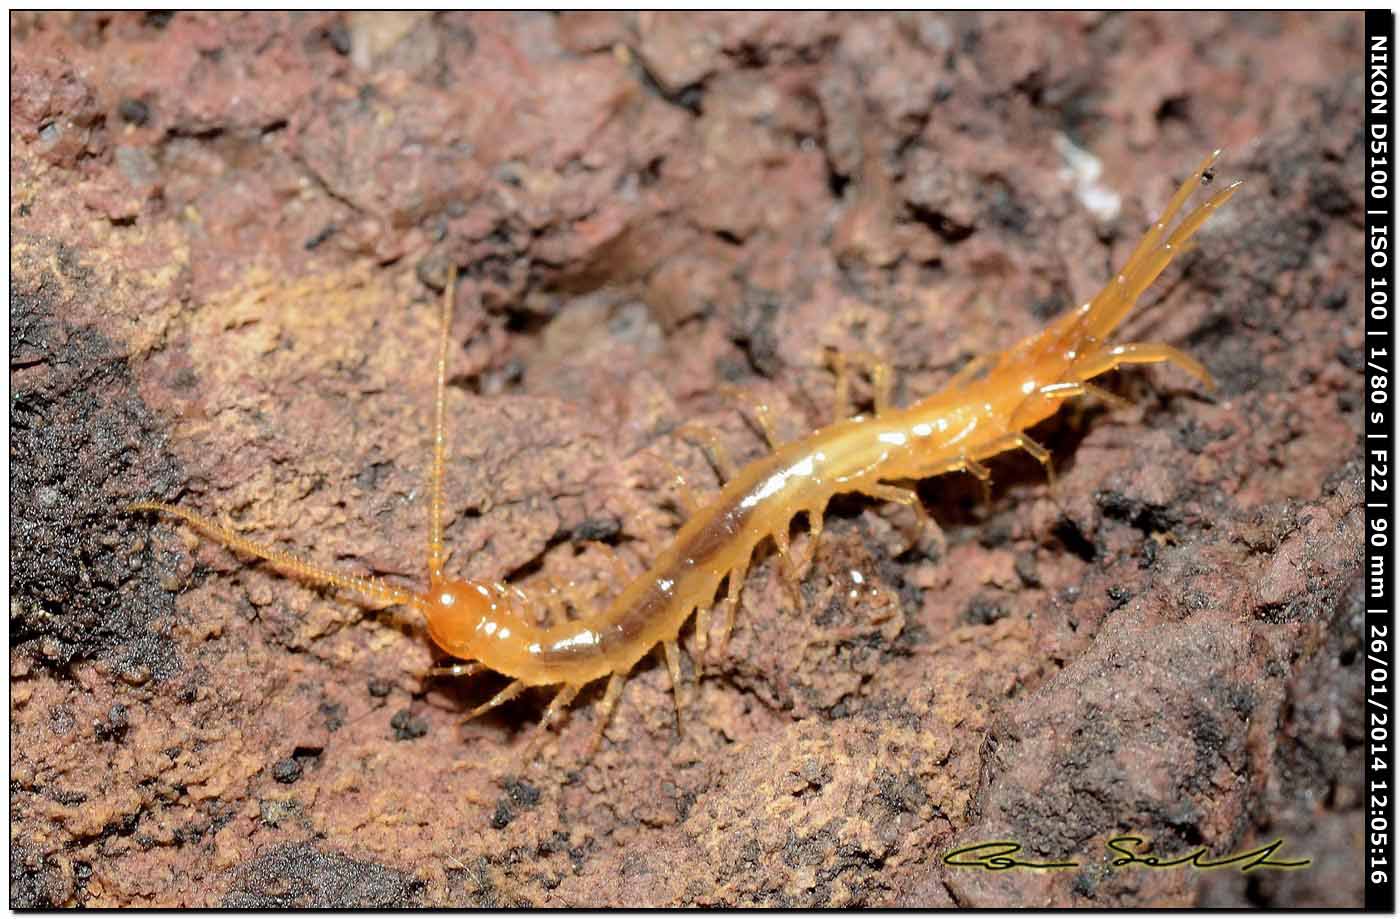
[{"xmin": 423, "ymin": 577, "xmax": 503, "ymax": 661}]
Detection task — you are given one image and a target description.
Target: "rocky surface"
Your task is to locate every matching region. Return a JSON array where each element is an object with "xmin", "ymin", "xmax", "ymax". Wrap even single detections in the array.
[{"xmin": 10, "ymin": 11, "xmax": 1364, "ymax": 907}]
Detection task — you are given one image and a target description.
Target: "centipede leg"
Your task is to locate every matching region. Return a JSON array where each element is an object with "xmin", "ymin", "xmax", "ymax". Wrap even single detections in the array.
[
  {"xmin": 804, "ymin": 502, "xmax": 828, "ymax": 574},
  {"xmin": 522, "ymin": 684, "xmax": 579, "ymax": 760},
  {"xmin": 1038, "ymin": 380, "xmax": 1134, "ymax": 411},
  {"xmin": 1005, "ymin": 380, "xmax": 1135, "ymax": 446},
  {"xmin": 659, "ymin": 457, "xmax": 702, "ymax": 518},
  {"xmin": 829, "ymin": 351, "xmax": 854, "ymax": 422},
  {"xmin": 746, "ymin": 399, "xmax": 781, "ymax": 449},
  {"xmin": 694, "ymin": 604, "xmax": 711, "ymax": 654},
  {"xmin": 960, "ymin": 455, "xmax": 993, "ymax": 504},
  {"xmin": 677, "ymin": 422, "xmax": 737, "ymax": 483},
  {"xmin": 859, "ymin": 483, "xmax": 930, "ymax": 526},
  {"xmin": 429, "ymin": 661, "xmax": 482, "ymax": 680},
  {"xmin": 1010, "ymin": 433, "xmax": 1056, "ymax": 490},
  {"xmin": 1071, "ymin": 342, "xmax": 1217, "ymax": 391},
  {"xmin": 856, "ymin": 351, "xmax": 895, "ymax": 415},
  {"xmin": 465, "ymin": 680, "xmax": 526, "ymax": 721},
  {"xmin": 964, "ymin": 431, "xmax": 1056, "ymax": 492},
  {"xmin": 715, "ymin": 559, "xmax": 749, "ymax": 659},
  {"xmin": 828, "ymin": 350, "xmax": 896, "ymax": 418},
  {"xmin": 587, "ymin": 671, "xmax": 628, "ymax": 754},
  {"xmin": 662, "ymin": 639, "xmax": 686, "ymax": 733},
  {"xmin": 720, "ymin": 384, "xmax": 783, "ymax": 448},
  {"xmin": 771, "ymin": 528, "xmax": 803, "ymax": 610}
]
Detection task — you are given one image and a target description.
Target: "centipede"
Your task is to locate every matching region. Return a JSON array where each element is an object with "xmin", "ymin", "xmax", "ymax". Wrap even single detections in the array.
[{"xmin": 131, "ymin": 149, "xmax": 1241, "ymax": 755}]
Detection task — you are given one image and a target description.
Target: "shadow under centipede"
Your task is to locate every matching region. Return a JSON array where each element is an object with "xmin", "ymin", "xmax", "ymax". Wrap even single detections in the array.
[
  {"xmin": 424, "ymin": 672, "xmax": 547, "ymax": 738},
  {"xmin": 423, "ymin": 662, "xmax": 624, "ymax": 743},
  {"xmin": 915, "ymin": 397, "xmax": 1113, "ymax": 531}
]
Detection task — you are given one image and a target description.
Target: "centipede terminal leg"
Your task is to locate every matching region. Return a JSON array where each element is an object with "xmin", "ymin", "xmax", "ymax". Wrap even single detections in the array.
[
  {"xmin": 1091, "ymin": 176, "xmax": 1241, "ymax": 338},
  {"xmin": 1115, "ymin": 149, "xmax": 1224, "ymax": 284}
]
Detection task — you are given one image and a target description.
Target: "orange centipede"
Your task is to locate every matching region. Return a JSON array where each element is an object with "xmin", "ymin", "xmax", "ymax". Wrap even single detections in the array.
[{"xmin": 132, "ymin": 149, "xmax": 1241, "ymax": 754}]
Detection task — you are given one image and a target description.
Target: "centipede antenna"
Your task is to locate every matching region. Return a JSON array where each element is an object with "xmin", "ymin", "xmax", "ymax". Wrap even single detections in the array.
[
  {"xmin": 428, "ymin": 266, "xmax": 459, "ymax": 581},
  {"xmin": 129, "ymin": 501, "xmax": 419, "ymax": 609}
]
